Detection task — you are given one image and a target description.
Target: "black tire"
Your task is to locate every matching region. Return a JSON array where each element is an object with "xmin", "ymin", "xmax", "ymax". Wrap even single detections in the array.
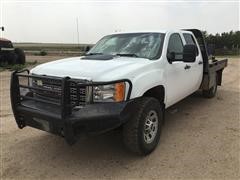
[
  {"xmin": 15, "ymin": 48, "xmax": 26, "ymax": 64},
  {"xmin": 6, "ymin": 52, "xmax": 17, "ymax": 65},
  {"xmin": 123, "ymin": 97, "xmax": 163, "ymax": 155},
  {"xmin": 203, "ymin": 73, "xmax": 218, "ymax": 98}
]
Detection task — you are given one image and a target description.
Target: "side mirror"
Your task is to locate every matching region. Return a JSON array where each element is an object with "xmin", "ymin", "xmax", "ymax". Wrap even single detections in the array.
[
  {"xmin": 183, "ymin": 44, "xmax": 197, "ymax": 62},
  {"xmin": 167, "ymin": 52, "xmax": 175, "ymax": 63},
  {"xmin": 85, "ymin": 46, "xmax": 90, "ymax": 52}
]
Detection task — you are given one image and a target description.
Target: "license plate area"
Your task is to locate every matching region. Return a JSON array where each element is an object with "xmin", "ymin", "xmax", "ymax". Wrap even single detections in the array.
[{"xmin": 27, "ymin": 117, "xmax": 50, "ymax": 132}]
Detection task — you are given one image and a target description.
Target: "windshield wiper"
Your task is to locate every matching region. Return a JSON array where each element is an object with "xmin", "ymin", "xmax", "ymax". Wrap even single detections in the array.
[
  {"xmin": 116, "ymin": 53, "xmax": 139, "ymax": 58},
  {"xmin": 85, "ymin": 52, "xmax": 103, "ymax": 56}
]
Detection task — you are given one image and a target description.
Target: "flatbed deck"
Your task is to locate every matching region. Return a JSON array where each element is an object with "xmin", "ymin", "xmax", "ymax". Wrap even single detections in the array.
[{"xmin": 186, "ymin": 29, "xmax": 228, "ymax": 90}]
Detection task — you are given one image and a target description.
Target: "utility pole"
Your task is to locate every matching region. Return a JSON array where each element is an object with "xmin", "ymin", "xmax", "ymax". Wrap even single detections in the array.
[
  {"xmin": 0, "ymin": 0, "xmax": 3, "ymax": 38},
  {"xmin": 76, "ymin": 17, "xmax": 80, "ymax": 47},
  {"xmin": 0, "ymin": 26, "xmax": 4, "ymax": 38}
]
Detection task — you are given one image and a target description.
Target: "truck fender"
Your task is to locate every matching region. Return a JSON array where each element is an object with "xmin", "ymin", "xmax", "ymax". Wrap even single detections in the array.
[{"xmin": 129, "ymin": 69, "xmax": 167, "ymax": 104}]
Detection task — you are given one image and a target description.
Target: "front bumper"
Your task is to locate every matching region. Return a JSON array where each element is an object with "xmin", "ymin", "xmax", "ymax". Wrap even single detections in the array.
[{"xmin": 10, "ymin": 69, "xmax": 132, "ymax": 145}]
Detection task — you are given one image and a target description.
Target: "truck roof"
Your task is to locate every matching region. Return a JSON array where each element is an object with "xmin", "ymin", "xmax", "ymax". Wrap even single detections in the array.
[{"xmin": 110, "ymin": 29, "xmax": 194, "ymax": 35}]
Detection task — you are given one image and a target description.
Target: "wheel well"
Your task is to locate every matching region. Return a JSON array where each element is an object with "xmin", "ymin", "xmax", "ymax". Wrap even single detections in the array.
[{"xmin": 143, "ymin": 85, "xmax": 165, "ymax": 104}]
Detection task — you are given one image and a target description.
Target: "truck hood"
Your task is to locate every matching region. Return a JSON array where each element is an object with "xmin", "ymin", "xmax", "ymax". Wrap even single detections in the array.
[{"xmin": 31, "ymin": 56, "xmax": 152, "ymax": 81}]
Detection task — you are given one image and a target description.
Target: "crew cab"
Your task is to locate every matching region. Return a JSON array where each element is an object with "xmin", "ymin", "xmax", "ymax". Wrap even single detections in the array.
[{"xmin": 10, "ymin": 29, "xmax": 227, "ymax": 155}]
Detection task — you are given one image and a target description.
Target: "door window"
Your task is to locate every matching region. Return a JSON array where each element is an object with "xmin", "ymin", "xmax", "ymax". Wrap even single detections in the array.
[
  {"xmin": 167, "ymin": 33, "xmax": 184, "ymax": 61},
  {"xmin": 183, "ymin": 33, "xmax": 199, "ymax": 55}
]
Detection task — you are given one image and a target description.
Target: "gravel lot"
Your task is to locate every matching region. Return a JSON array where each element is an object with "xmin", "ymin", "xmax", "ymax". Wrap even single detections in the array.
[{"xmin": 1, "ymin": 56, "xmax": 239, "ymax": 179}]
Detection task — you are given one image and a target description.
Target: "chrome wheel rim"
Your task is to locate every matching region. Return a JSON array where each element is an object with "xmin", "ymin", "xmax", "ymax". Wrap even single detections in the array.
[{"xmin": 143, "ymin": 110, "xmax": 158, "ymax": 144}]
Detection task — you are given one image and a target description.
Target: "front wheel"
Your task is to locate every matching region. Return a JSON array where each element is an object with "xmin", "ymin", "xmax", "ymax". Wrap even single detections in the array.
[
  {"xmin": 6, "ymin": 52, "xmax": 17, "ymax": 65},
  {"xmin": 15, "ymin": 48, "xmax": 26, "ymax": 64},
  {"xmin": 123, "ymin": 97, "xmax": 163, "ymax": 155}
]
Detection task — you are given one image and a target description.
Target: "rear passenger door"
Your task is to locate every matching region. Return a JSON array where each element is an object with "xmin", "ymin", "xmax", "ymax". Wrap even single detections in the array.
[{"xmin": 183, "ymin": 33, "xmax": 203, "ymax": 92}]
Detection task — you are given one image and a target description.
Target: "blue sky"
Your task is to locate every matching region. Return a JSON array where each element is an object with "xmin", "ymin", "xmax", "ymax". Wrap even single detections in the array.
[{"xmin": 1, "ymin": 0, "xmax": 239, "ymax": 43}]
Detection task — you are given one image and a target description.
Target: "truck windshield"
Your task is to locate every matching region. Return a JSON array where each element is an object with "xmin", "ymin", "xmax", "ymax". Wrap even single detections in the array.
[{"xmin": 87, "ymin": 33, "xmax": 165, "ymax": 60}]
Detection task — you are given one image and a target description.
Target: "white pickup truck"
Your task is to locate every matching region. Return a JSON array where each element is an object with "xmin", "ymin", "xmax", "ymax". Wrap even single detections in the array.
[{"xmin": 11, "ymin": 29, "xmax": 227, "ymax": 155}]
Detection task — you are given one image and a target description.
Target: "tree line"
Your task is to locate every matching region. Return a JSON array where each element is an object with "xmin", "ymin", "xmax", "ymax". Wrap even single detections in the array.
[{"xmin": 202, "ymin": 30, "xmax": 240, "ymax": 55}]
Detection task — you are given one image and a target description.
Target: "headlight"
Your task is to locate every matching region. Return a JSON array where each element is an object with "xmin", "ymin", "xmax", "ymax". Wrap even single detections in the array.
[{"xmin": 93, "ymin": 82, "xmax": 125, "ymax": 102}]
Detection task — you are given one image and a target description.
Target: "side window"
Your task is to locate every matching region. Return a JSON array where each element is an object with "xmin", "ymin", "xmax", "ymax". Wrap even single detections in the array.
[
  {"xmin": 183, "ymin": 33, "xmax": 199, "ymax": 55},
  {"xmin": 167, "ymin": 33, "xmax": 183, "ymax": 60}
]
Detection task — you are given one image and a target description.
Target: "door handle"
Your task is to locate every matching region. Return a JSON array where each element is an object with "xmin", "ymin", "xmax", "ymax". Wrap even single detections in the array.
[
  {"xmin": 198, "ymin": 61, "xmax": 203, "ymax": 65},
  {"xmin": 184, "ymin": 65, "xmax": 191, "ymax": 70}
]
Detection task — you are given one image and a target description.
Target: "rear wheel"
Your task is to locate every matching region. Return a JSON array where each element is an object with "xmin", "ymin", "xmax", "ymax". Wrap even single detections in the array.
[
  {"xmin": 15, "ymin": 48, "xmax": 26, "ymax": 64},
  {"xmin": 203, "ymin": 73, "xmax": 218, "ymax": 98},
  {"xmin": 123, "ymin": 97, "xmax": 163, "ymax": 155}
]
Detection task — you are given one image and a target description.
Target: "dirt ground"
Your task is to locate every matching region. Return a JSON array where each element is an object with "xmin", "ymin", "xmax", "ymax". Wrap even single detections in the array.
[{"xmin": 1, "ymin": 56, "xmax": 239, "ymax": 179}]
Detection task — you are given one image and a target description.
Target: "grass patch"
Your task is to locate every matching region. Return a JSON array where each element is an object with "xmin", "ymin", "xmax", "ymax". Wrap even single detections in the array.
[
  {"xmin": 216, "ymin": 55, "xmax": 240, "ymax": 59},
  {"xmin": 0, "ymin": 61, "xmax": 38, "ymax": 72}
]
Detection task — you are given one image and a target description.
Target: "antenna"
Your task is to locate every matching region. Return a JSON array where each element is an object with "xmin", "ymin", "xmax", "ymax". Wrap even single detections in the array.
[
  {"xmin": 76, "ymin": 17, "xmax": 80, "ymax": 46},
  {"xmin": 0, "ymin": 0, "xmax": 3, "ymax": 38}
]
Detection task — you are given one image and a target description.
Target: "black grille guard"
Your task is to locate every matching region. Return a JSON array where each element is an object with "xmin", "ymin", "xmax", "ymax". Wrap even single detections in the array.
[{"xmin": 10, "ymin": 69, "xmax": 132, "ymax": 129}]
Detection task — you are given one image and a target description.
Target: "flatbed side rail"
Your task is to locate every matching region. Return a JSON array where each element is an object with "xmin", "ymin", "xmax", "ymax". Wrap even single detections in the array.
[
  {"xmin": 208, "ymin": 58, "xmax": 228, "ymax": 71},
  {"xmin": 200, "ymin": 58, "xmax": 228, "ymax": 90}
]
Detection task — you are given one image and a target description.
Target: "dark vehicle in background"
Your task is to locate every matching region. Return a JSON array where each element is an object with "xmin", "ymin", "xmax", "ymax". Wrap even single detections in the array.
[{"xmin": 0, "ymin": 38, "xmax": 25, "ymax": 65}]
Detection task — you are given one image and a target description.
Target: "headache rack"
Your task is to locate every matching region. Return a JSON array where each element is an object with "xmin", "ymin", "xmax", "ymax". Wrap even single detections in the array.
[{"xmin": 10, "ymin": 69, "xmax": 132, "ymax": 128}]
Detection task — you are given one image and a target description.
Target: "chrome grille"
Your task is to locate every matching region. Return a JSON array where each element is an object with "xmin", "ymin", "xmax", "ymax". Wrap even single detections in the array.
[{"xmin": 32, "ymin": 77, "xmax": 86, "ymax": 106}]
